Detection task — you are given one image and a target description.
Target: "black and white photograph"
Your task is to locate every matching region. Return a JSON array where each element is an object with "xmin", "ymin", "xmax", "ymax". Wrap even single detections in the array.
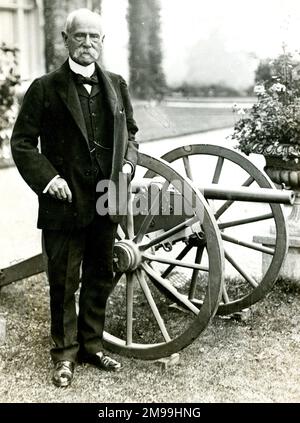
[{"xmin": 0, "ymin": 0, "xmax": 299, "ymax": 407}]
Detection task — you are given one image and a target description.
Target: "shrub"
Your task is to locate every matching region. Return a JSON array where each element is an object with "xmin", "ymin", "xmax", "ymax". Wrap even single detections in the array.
[
  {"xmin": 0, "ymin": 43, "xmax": 20, "ymax": 152},
  {"xmin": 231, "ymin": 48, "xmax": 300, "ymax": 162}
]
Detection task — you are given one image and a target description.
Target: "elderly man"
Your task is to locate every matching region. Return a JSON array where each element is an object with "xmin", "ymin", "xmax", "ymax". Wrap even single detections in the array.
[{"xmin": 11, "ymin": 9, "xmax": 138, "ymax": 387}]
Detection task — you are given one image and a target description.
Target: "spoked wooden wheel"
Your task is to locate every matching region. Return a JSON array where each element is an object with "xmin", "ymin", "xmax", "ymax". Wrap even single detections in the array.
[
  {"xmin": 160, "ymin": 144, "xmax": 288, "ymax": 315},
  {"xmin": 103, "ymin": 153, "xmax": 224, "ymax": 359}
]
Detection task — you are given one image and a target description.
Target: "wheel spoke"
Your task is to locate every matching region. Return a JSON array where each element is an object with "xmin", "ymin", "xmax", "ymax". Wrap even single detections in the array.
[
  {"xmin": 127, "ymin": 192, "xmax": 135, "ymax": 239},
  {"xmin": 117, "ymin": 225, "xmax": 126, "ymax": 241},
  {"xmin": 143, "ymin": 252, "xmax": 208, "ymax": 272},
  {"xmin": 112, "ymin": 272, "xmax": 123, "ymax": 291},
  {"xmin": 161, "ymin": 244, "xmax": 193, "ymax": 279},
  {"xmin": 126, "ymin": 273, "xmax": 134, "ymax": 346},
  {"xmin": 135, "ymin": 269, "xmax": 171, "ymax": 343},
  {"xmin": 222, "ymin": 282, "xmax": 230, "ymax": 304},
  {"xmin": 219, "ymin": 213, "xmax": 273, "ymax": 229},
  {"xmin": 212, "ymin": 157, "xmax": 224, "ymax": 184},
  {"xmin": 134, "ymin": 180, "xmax": 170, "ymax": 244},
  {"xmin": 183, "ymin": 156, "xmax": 194, "ymax": 180},
  {"xmin": 188, "ymin": 246, "xmax": 205, "ymax": 300},
  {"xmin": 221, "ymin": 233, "xmax": 275, "ymax": 255},
  {"xmin": 147, "ymin": 262, "xmax": 184, "ymax": 304},
  {"xmin": 215, "ymin": 176, "xmax": 255, "ymax": 220},
  {"xmin": 224, "ymin": 250, "xmax": 258, "ymax": 288},
  {"xmin": 140, "ymin": 215, "xmax": 198, "ymax": 251},
  {"xmin": 142, "ymin": 262, "xmax": 199, "ymax": 315}
]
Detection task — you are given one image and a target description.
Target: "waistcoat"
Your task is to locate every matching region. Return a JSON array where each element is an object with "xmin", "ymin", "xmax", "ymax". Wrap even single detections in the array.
[{"xmin": 74, "ymin": 73, "xmax": 114, "ymax": 178}]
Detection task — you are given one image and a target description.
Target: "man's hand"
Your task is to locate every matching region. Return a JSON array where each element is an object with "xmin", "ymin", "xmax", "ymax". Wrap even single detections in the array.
[
  {"xmin": 122, "ymin": 163, "xmax": 133, "ymax": 174},
  {"xmin": 48, "ymin": 177, "xmax": 72, "ymax": 202}
]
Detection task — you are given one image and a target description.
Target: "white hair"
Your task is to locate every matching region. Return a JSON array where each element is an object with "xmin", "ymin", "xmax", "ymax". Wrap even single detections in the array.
[{"xmin": 65, "ymin": 8, "xmax": 103, "ymax": 34}]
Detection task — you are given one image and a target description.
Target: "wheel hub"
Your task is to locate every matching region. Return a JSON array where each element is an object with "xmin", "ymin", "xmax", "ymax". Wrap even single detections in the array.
[{"xmin": 113, "ymin": 240, "xmax": 142, "ymax": 273}]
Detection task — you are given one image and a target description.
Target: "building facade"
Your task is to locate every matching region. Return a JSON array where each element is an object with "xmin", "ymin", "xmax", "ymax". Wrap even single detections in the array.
[
  {"xmin": 0, "ymin": 0, "xmax": 100, "ymax": 81},
  {"xmin": 0, "ymin": 0, "xmax": 45, "ymax": 81}
]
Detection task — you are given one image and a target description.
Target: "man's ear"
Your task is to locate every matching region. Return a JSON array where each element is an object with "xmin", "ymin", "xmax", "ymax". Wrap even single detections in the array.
[{"xmin": 62, "ymin": 31, "xmax": 68, "ymax": 47}]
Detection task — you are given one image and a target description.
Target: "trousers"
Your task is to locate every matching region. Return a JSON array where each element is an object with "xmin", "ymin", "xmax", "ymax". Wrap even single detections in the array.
[{"xmin": 43, "ymin": 213, "xmax": 117, "ymax": 363}]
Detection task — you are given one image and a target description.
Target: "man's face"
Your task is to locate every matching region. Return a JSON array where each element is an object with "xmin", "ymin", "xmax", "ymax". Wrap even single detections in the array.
[{"xmin": 62, "ymin": 15, "xmax": 104, "ymax": 66}]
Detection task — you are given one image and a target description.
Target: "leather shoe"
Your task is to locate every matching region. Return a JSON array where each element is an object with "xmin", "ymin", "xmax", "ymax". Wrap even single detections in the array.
[
  {"xmin": 79, "ymin": 351, "xmax": 122, "ymax": 372},
  {"xmin": 52, "ymin": 360, "xmax": 74, "ymax": 387}
]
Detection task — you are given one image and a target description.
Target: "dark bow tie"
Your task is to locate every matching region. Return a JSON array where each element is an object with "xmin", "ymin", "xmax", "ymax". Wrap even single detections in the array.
[{"xmin": 74, "ymin": 73, "xmax": 98, "ymax": 85}]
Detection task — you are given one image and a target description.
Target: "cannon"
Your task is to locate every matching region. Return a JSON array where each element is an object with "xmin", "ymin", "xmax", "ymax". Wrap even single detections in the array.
[{"xmin": 0, "ymin": 144, "xmax": 295, "ymax": 360}]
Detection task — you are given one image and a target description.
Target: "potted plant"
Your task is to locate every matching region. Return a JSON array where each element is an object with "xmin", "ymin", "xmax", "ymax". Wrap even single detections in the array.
[
  {"xmin": 231, "ymin": 48, "xmax": 300, "ymax": 283},
  {"xmin": 231, "ymin": 48, "xmax": 300, "ymax": 189},
  {"xmin": 0, "ymin": 43, "xmax": 20, "ymax": 167}
]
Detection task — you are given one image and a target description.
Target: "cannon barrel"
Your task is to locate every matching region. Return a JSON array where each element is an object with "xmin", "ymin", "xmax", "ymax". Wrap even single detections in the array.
[
  {"xmin": 201, "ymin": 185, "xmax": 295, "ymax": 205},
  {"xmin": 131, "ymin": 179, "xmax": 295, "ymax": 205}
]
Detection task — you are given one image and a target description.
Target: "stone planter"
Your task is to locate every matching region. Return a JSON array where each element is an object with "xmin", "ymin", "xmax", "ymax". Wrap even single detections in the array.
[
  {"xmin": 264, "ymin": 155, "xmax": 300, "ymax": 188},
  {"xmin": 245, "ymin": 141, "xmax": 300, "ymax": 163},
  {"xmin": 254, "ymin": 153, "xmax": 300, "ymax": 284}
]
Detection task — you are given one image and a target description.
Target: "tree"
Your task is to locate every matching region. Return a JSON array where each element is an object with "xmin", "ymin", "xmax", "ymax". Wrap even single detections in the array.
[
  {"xmin": 254, "ymin": 52, "xmax": 300, "ymax": 98},
  {"xmin": 43, "ymin": 0, "xmax": 103, "ymax": 72},
  {"xmin": 127, "ymin": 0, "xmax": 166, "ymax": 99},
  {"xmin": 254, "ymin": 59, "xmax": 272, "ymax": 87}
]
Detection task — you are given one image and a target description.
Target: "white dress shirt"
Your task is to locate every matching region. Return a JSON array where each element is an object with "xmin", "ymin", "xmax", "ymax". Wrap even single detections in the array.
[{"xmin": 68, "ymin": 57, "xmax": 96, "ymax": 94}]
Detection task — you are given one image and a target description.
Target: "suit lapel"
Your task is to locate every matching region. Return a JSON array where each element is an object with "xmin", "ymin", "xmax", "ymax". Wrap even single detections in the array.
[
  {"xmin": 53, "ymin": 61, "xmax": 119, "ymax": 146},
  {"xmin": 54, "ymin": 61, "xmax": 89, "ymax": 145},
  {"xmin": 95, "ymin": 63, "xmax": 118, "ymax": 115}
]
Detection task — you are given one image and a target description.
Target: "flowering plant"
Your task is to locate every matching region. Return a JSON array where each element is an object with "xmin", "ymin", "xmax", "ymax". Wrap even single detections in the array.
[
  {"xmin": 231, "ymin": 49, "xmax": 300, "ymax": 163},
  {"xmin": 0, "ymin": 43, "xmax": 20, "ymax": 157}
]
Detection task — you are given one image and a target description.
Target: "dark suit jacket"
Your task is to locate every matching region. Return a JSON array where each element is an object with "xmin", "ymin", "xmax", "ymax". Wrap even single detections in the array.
[{"xmin": 11, "ymin": 60, "xmax": 139, "ymax": 228}]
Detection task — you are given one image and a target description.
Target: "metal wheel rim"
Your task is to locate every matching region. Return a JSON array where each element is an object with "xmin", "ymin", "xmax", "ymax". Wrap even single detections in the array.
[
  {"xmin": 103, "ymin": 152, "xmax": 224, "ymax": 359},
  {"xmin": 160, "ymin": 144, "xmax": 287, "ymax": 315}
]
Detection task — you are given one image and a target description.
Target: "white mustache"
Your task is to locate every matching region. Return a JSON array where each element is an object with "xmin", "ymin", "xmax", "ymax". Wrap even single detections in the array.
[{"xmin": 74, "ymin": 47, "xmax": 99, "ymax": 59}]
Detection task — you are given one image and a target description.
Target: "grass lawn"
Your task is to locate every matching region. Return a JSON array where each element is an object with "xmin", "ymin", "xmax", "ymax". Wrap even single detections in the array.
[
  {"xmin": 0, "ymin": 100, "xmax": 237, "ymax": 169},
  {"xmin": 0, "ymin": 274, "xmax": 299, "ymax": 403},
  {"xmin": 133, "ymin": 103, "xmax": 237, "ymax": 142}
]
